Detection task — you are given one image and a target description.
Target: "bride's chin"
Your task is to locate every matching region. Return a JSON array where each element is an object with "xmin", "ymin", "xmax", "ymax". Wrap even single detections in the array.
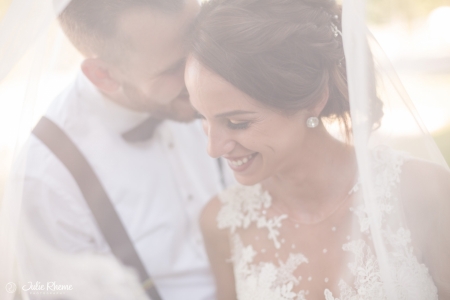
[
  {"xmin": 234, "ymin": 167, "xmax": 267, "ymax": 186},
  {"xmin": 229, "ymin": 154, "xmax": 265, "ymax": 185}
]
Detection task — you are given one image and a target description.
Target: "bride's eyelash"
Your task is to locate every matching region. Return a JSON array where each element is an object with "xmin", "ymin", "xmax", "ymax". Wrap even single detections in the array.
[
  {"xmin": 195, "ymin": 112, "xmax": 250, "ymax": 130},
  {"xmin": 227, "ymin": 120, "xmax": 250, "ymax": 130}
]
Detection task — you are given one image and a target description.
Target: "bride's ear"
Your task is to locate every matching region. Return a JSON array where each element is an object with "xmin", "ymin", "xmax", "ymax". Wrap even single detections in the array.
[
  {"xmin": 81, "ymin": 58, "xmax": 121, "ymax": 94},
  {"xmin": 309, "ymin": 87, "xmax": 330, "ymax": 117}
]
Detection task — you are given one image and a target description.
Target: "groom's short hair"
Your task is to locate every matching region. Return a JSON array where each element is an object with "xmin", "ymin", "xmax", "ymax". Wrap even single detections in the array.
[{"xmin": 59, "ymin": 0, "xmax": 185, "ymax": 62}]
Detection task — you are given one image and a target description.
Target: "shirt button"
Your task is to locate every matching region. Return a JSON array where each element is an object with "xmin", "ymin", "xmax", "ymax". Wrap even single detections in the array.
[
  {"xmin": 187, "ymin": 194, "xmax": 194, "ymax": 201},
  {"xmin": 168, "ymin": 142, "xmax": 174, "ymax": 149}
]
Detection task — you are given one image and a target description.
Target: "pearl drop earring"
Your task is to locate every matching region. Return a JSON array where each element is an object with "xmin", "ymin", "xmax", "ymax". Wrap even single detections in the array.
[{"xmin": 306, "ymin": 117, "xmax": 319, "ymax": 128}]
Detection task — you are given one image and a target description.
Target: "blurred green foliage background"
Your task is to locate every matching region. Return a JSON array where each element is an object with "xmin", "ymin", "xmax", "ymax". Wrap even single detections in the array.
[{"xmin": 433, "ymin": 126, "xmax": 450, "ymax": 165}]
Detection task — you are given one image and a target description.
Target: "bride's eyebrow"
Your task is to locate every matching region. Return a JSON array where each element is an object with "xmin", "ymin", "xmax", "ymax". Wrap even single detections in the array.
[{"xmin": 215, "ymin": 110, "xmax": 256, "ymax": 118}]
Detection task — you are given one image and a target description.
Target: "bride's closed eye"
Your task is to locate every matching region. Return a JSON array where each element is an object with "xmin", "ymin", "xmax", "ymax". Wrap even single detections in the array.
[
  {"xmin": 227, "ymin": 119, "xmax": 250, "ymax": 130},
  {"xmin": 195, "ymin": 112, "xmax": 250, "ymax": 130}
]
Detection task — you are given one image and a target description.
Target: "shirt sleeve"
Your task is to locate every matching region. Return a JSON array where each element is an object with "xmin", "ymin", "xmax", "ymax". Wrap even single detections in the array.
[{"xmin": 20, "ymin": 137, "xmax": 109, "ymax": 254}]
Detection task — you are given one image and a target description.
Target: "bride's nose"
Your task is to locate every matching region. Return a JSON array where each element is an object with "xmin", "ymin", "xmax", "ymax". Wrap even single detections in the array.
[{"xmin": 206, "ymin": 124, "xmax": 236, "ymax": 158}]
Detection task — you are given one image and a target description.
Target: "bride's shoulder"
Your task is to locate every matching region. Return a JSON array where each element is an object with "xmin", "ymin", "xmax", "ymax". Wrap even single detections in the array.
[
  {"xmin": 199, "ymin": 185, "xmax": 246, "ymax": 237},
  {"xmin": 201, "ymin": 184, "xmax": 270, "ymax": 234},
  {"xmin": 370, "ymin": 145, "xmax": 449, "ymax": 187},
  {"xmin": 397, "ymin": 150, "xmax": 450, "ymax": 246},
  {"xmin": 199, "ymin": 185, "xmax": 259, "ymax": 245},
  {"xmin": 400, "ymin": 156, "xmax": 450, "ymax": 207},
  {"xmin": 371, "ymin": 145, "xmax": 411, "ymax": 171},
  {"xmin": 371, "ymin": 145, "xmax": 450, "ymax": 206},
  {"xmin": 398, "ymin": 154, "xmax": 450, "ymax": 278},
  {"xmin": 200, "ymin": 195, "xmax": 224, "ymax": 239}
]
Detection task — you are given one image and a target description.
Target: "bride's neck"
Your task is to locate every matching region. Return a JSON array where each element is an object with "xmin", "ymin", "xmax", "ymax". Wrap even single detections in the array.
[{"xmin": 263, "ymin": 126, "xmax": 357, "ymax": 217}]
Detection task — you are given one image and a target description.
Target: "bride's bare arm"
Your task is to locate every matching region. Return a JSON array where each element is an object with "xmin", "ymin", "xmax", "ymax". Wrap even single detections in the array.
[
  {"xmin": 400, "ymin": 160, "xmax": 450, "ymax": 299},
  {"xmin": 200, "ymin": 196, "xmax": 237, "ymax": 300}
]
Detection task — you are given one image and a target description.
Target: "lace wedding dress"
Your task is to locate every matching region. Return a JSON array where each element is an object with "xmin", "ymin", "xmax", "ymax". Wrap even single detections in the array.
[{"xmin": 217, "ymin": 147, "xmax": 438, "ymax": 300}]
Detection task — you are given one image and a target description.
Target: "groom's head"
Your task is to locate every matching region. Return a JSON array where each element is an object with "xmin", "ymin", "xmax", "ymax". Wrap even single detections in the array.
[{"xmin": 59, "ymin": 0, "xmax": 199, "ymax": 121}]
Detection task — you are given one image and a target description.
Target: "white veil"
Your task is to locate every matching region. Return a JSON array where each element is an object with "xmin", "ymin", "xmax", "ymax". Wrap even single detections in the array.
[
  {"xmin": 343, "ymin": 0, "xmax": 450, "ymax": 298},
  {"xmin": 0, "ymin": 0, "xmax": 448, "ymax": 299},
  {"xmin": 189, "ymin": 0, "xmax": 450, "ymax": 298},
  {"xmin": 0, "ymin": 0, "xmax": 147, "ymax": 299}
]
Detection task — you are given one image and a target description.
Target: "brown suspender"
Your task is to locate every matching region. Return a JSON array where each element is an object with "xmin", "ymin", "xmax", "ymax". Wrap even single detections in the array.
[{"xmin": 32, "ymin": 116, "xmax": 162, "ymax": 300}]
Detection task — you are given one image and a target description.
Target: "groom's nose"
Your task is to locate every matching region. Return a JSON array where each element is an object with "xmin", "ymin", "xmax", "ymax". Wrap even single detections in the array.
[{"xmin": 206, "ymin": 125, "xmax": 236, "ymax": 158}]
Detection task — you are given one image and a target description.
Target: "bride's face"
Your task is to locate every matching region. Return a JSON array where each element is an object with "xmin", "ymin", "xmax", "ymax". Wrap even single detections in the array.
[{"xmin": 186, "ymin": 57, "xmax": 310, "ymax": 185}]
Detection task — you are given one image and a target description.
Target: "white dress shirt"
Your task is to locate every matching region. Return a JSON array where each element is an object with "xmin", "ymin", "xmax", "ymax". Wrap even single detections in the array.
[{"xmin": 22, "ymin": 72, "xmax": 233, "ymax": 300}]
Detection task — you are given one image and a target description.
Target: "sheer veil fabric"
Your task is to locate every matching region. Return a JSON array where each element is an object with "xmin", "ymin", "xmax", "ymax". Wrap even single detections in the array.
[
  {"xmin": 204, "ymin": 0, "xmax": 450, "ymax": 299},
  {"xmin": 0, "ymin": 0, "xmax": 448, "ymax": 300},
  {"xmin": 343, "ymin": 0, "xmax": 450, "ymax": 298},
  {"xmin": 0, "ymin": 0, "xmax": 147, "ymax": 299}
]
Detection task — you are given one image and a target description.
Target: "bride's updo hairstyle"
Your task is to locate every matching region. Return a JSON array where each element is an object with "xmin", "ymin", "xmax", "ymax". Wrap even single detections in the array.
[{"xmin": 190, "ymin": 0, "xmax": 383, "ymax": 137}]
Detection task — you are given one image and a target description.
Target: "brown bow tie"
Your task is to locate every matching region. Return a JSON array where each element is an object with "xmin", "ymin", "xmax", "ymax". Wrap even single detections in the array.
[{"xmin": 122, "ymin": 117, "xmax": 163, "ymax": 143}]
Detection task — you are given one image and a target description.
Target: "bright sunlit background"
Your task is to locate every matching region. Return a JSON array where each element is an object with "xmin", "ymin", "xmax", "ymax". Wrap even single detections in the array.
[
  {"xmin": 0, "ymin": 0, "xmax": 83, "ymax": 196},
  {"xmin": 367, "ymin": 0, "xmax": 450, "ymax": 163},
  {"xmin": 0, "ymin": 0, "xmax": 449, "ymax": 199},
  {"xmin": 0, "ymin": 0, "xmax": 9, "ymax": 18}
]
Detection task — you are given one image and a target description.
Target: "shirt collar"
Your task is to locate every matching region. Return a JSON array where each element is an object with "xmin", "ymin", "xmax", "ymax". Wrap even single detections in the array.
[{"xmin": 74, "ymin": 71, "xmax": 151, "ymax": 135}]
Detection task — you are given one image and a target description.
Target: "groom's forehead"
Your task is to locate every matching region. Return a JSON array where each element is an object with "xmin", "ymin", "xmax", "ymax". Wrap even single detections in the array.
[
  {"xmin": 118, "ymin": 3, "xmax": 197, "ymax": 48},
  {"xmin": 116, "ymin": 1, "xmax": 199, "ymax": 72},
  {"xmin": 117, "ymin": 0, "xmax": 199, "ymax": 42},
  {"xmin": 117, "ymin": 8, "xmax": 185, "ymax": 49},
  {"xmin": 59, "ymin": 0, "xmax": 193, "ymax": 61}
]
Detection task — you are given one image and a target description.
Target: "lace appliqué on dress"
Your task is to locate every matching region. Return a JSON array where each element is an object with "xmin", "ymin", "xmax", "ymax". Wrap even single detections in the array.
[
  {"xmin": 218, "ymin": 184, "xmax": 287, "ymax": 249},
  {"xmin": 325, "ymin": 147, "xmax": 438, "ymax": 300},
  {"xmin": 231, "ymin": 234, "xmax": 309, "ymax": 300},
  {"xmin": 217, "ymin": 147, "xmax": 438, "ymax": 300},
  {"xmin": 219, "ymin": 185, "xmax": 309, "ymax": 299},
  {"xmin": 324, "ymin": 239, "xmax": 385, "ymax": 300}
]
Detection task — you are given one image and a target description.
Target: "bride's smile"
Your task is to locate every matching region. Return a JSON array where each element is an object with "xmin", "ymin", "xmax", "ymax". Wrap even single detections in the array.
[
  {"xmin": 186, "ymin": 56, "xmax": 332, "ymax": 186},
  {"xmin": 184, "ymin": 0, "xmax": 450, "ymax": 298},
  {"xmin": 223, "ymin": 152, "xmax": 258, "ymax": 172}
]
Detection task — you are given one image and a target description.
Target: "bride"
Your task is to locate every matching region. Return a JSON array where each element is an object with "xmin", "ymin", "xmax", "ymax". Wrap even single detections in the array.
[{"xmin": 185, "ymin": 0, "xmax": 450, "ymax": 299}]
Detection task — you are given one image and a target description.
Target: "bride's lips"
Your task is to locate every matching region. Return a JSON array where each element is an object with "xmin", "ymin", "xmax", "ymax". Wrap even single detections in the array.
[{"xmin": 224, "ymin": 153, "xmax": 258, "ymax": 173}]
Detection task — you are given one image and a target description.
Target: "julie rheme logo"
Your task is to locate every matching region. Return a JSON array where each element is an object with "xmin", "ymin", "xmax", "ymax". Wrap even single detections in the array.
[{"xmin": 6, "ymin": 281, "xmax": 73, "ymax": 295}]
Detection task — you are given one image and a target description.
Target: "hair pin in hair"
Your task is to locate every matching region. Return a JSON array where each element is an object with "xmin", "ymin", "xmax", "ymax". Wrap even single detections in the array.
[{"xmin": 331, "ymin": 23, "xmax": 342, "ymax": 37}]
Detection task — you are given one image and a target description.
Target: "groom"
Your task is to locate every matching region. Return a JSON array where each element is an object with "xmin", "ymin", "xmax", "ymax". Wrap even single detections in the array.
[{"xmin": 22, "ymin": 0, "xmax": 232, "ymax": 299}]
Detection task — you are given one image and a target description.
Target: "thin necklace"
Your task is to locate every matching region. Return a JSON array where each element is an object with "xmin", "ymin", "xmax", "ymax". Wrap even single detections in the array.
[{"xmin": 271, "ymin": 181, "xmax": 360, "ymax": 226}]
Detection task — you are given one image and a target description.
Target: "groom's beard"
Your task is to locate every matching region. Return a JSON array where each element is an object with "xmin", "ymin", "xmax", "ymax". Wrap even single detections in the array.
[{"xmin": 122, "ymin": 82, "xmax": 197, "ymax": 123}]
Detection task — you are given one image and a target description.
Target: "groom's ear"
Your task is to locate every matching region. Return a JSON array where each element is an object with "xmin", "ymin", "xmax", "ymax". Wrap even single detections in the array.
[{"xmin": 81, "ymin": 58, "xmax": 121, "ymax": 94}]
